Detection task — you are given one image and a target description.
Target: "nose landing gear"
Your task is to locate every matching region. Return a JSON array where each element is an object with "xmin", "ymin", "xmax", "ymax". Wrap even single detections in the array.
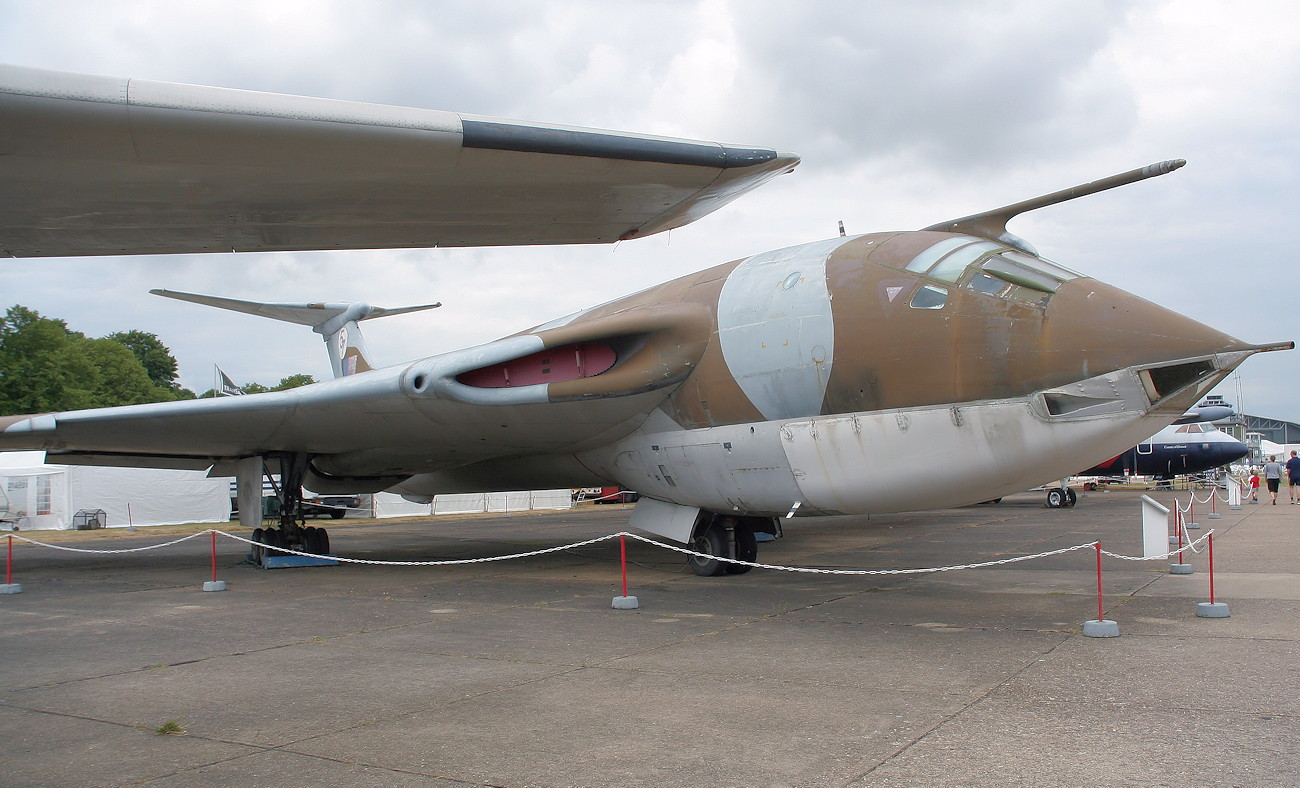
[{"xmin": 686, "ymin": 514, "xmax": 775, "ymax": 576}]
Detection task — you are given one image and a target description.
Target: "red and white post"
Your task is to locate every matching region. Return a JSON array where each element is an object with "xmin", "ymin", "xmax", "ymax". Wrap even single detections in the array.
[
  {"xmin": 1, "ymin": 534, "xmax": 20, "ymax": 594},
  {"xmin": 202, "ymin": 530, "xmax": 227, "ymax": 592},
  {"xmin": 612, "ymin": 533, "xmax": 639, "ymax": 609},
  {"xmin": 1083, "ymin": 541, "xmax": 1120, "ymax": 637},
  {"xmin": 1196, "ymin": 532, "xmax": 1230, "ymax": 617}
]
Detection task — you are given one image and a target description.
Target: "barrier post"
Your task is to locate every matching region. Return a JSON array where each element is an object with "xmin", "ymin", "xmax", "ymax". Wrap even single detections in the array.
[
  {"xmin": 202, "ymin": 530, "xmax": 227, "ymax": 592},
  {"xmin": 1170, "ymin": 508, "xmax": 1193, "ymax": 574},
  {"xmin": 1208, "ymin": 488, "xmax": 1220, "ymax": 519},
  {"xmin": 1, "ymin": 534, "xmax": 20, "ymax": 594},
  {"xmin": 1082, "ymin": 541, "xmax": 1119, "ymax": 637},
  {"xmin": 1186, "ymin": 495, "xmax": 1200, "ymax": 529},
  {"xmin": 612, "ymin": 533, "xmax": 638, "ymax": 609},
  {"xmin": 1197, "ymin": 532, "xmax": 1230, "ymax": 617}
]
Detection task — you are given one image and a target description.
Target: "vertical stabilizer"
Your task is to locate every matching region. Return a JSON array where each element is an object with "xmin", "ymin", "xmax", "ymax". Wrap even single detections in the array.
[{"xmin": 150, "ymin": 289, "xmax": 440, "ymax": 378}]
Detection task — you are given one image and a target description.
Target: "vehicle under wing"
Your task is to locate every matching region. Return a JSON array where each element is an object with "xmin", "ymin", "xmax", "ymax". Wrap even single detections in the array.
[{"xmin": 0, "ymin": 65, "xmax": 798, "ymax": 257}]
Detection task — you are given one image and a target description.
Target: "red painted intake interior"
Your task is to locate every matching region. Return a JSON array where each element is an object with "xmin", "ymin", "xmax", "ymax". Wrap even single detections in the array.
[{"xmin": 456, "ymin": 343, "xmax": 617, "ymax": 388}]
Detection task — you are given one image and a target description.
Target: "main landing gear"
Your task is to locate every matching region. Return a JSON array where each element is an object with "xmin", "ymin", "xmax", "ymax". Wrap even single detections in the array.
[
  {"xmin": 1045, "ymin": 486, "xmax": 1078, "ymax": 508},
  {"xmin": 247, "ymin": 453, "xmax": 334, "ymax": 566},
  {"xmin": 686, "ymin": 513, "xmax": 779, "ymax": 577}
]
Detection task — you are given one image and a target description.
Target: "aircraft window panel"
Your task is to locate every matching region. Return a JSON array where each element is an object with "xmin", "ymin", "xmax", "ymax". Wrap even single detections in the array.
[
  {"xmin": 910, "ymin": 284, "xmax": 948, "ymax": 309},
  {"xmin": 1175, "ymin": 425, "xmax": 1192, "ymax": 433},
  {"xmin": 929, "ymin": 240, "xmax": 1004, "ymax": 282},
  {"xmin": 1000, "ymin": 250, "xmax": 1081, "ymax": 281},
  {"xmin": 904, "ymin": 236, "xmax": 976, "ymax": 273},
  {"xmin": 969, "ymin": 272, "xmax": 1008, "ymax": 295},
  {"xmin": 981, "ymin": 256, "xmax": 1060, "ymax": 292}
]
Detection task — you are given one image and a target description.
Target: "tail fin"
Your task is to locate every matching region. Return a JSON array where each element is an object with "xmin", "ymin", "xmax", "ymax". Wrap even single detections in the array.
[{"xmin": 150, "ymin": 289, "xmax": 440, "ymax": 378}]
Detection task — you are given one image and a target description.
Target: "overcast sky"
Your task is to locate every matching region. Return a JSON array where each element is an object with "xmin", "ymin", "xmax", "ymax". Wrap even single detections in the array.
[{"xmin": 2, "ymin": 0, "xmax": 1297, "ymax": 422}]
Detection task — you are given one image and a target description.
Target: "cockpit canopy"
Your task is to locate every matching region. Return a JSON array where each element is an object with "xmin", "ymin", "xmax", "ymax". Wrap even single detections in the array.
[{"xmin": 900, "ymin": 234, "xmax": 1082, "ymax": 310}]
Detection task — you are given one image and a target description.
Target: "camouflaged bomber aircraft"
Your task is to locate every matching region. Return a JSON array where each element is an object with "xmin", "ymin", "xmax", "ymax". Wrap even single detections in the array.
[{"xmin": 0, "ymin": 65, "xmax": 1289, "ymax": 574}]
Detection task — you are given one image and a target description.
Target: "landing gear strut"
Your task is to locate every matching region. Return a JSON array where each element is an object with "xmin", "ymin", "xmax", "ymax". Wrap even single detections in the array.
[
  {"xmin": 246, "ymin": 453, "xmax": 333, "ymax": 566},
  {"xmin": 686, "ymin": 514, "xmax": 771, "ymax": 577}
]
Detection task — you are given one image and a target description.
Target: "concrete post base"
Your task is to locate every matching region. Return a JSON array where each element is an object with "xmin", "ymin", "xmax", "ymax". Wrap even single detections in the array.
[
  {"xmin": 0, "ymin": 583, "xmax": 21, "ymax": 594},
  {"xmin": 1196, "ymin": 601, "xmax": 1230, "ymax": 618},
  {"xmin": 1082, "ymin": 619, "xmax": 1120, "ymax": 637},
  {"xmin": 202, "ymin": 580, "xmax": 227, "ymax": 592},
  {"xmin": 612, "ymin": 595, "xmax": 639, "ymax": 609},
  {"xmin": 1169, "ymin": 563, "xmax": 1193, "ymax": 574}
]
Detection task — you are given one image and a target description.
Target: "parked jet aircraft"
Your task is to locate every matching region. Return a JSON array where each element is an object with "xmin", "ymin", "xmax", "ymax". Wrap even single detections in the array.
[
  {"xmin": 0, "ymin": 65, "xmax": 1290, "ymax": 574},
  {"xmin": 1080, "ymin": 409, "xmax": 1248, "ymax": 482}
]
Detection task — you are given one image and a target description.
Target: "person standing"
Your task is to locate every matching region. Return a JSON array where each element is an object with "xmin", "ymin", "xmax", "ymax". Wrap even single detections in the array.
[
  {"xmin": 1286, "ymin": 451, "xmax": 1300, "ymax": 503},
  {"xmin": 1264, "ymin": 455, "xmax": 1284, "ymax": 505}
]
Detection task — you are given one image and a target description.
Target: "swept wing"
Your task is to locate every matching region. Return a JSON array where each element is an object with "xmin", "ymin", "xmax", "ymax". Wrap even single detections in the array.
[{"xmin": 0, "ymin": 65, "xmax": 798, "ymax": 257}]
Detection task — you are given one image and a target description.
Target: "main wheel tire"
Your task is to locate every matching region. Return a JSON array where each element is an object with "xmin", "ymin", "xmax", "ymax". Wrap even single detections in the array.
[
  {"xmin": 1046, "ymin": 488, "xmax": 1065, "ymax": 508},
  {"xmin": 250, "ymin": 528, "xmax": 265, "ymax": 564},
  {"xmin": 264, "ymin": 528, "xmax": 284, "ymax": 555},
  {"xmin": 687, "ymin": 522, "xmax": 727, "ymax": 577},
  {"xmin": 316, "ymin": 527, "xmax": 330, "ymax": 556},
  {"xmin": 1065, "ymin": 488, "xmax": 1078, "ymax": 507},
  {"xmin": 724, "ymin": 523, "xmax": 757, "ymax": 575}
]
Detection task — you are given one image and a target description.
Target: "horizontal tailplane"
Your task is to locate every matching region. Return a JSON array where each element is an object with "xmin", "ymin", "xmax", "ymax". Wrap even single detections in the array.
[{"xmin": 150, "ymin": 289, "xmax": 440, "ymax": 378}]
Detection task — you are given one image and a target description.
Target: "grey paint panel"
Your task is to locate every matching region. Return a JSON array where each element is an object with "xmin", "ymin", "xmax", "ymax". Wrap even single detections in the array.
[{"xmin": 717, "ymin": 237, "xmax": 851, "ymax": 420}]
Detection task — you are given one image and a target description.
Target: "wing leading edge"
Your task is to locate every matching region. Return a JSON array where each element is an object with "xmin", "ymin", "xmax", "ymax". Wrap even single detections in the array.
[{"xmin": 0, "ymin": 64, "xmax": 799, "ymax": 257}]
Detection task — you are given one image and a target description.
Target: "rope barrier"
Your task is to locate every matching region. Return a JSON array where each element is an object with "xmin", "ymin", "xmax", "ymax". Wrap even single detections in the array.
[
  {"xmin": 0, "ymin": 528, "xmax": 1210, "ymax": 575},
  {"xmin": 4, "ymin": 531, "xmax": 212, "ymax": 554},
  {"xmin": 1101, "ymin": 530, "xmax": 1212, "ymax": 561}
]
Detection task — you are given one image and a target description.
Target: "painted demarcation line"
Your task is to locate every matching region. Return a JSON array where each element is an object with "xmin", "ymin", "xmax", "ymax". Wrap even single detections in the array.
[{"xmin": 1, "ymin": 491, "xmax": 1232, "ymax": 637}]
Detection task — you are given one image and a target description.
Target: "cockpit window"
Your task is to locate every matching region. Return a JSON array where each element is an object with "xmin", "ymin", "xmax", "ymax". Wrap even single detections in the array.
[
  {"xmin": 1001, "ymin": 250, "xmax": 1081, "ymax": 281},
  {"xmin": 903, "ymin": 236, "xmax": 1084, "ymax": 309},
  {"xmin": 910, "ymin": 284, "xmax": 948, "ymax": 309}
]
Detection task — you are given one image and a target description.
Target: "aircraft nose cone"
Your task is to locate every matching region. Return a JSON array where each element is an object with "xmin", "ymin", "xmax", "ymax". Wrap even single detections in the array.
[{"xmin": 1046, "ymin": 277, "xmax": 1250, "ymax": 382}]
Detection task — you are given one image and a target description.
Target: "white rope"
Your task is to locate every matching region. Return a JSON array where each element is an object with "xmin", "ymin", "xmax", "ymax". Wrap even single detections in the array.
[
  {"xmin": 213, "ymin": 529, "xmax": 623, "ymax": 566},
  {"xmin": 622, "ymin": 532, "xmax": 1099, "ymax": 575},
  {"xmin": 1101, "ymin": 529, "xmax": 1212, "ymax": 561},
  {"xmin": 2, "ymin": 528, "xmax": 1215, "ymax": 573},
  {"xmin": 3, "ymin": 531, "xmax": 210, "ymax": 554}
]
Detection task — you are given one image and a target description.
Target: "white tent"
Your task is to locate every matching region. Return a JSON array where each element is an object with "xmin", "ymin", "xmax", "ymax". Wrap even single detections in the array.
[{"xmin": 0, "ymin": 451, "xmax": 230, "ymax": 530}]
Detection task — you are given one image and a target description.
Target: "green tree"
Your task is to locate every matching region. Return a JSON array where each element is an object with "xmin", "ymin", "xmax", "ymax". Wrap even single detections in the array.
[
  {"xmin": 105, "ymin": 330, "xmax": 180, "ymax": 391},
  {"xmin": 0, "ymin": 305, "xmax": 192, "ymax": 415},
  {"xmin": 272, "ymin": 373, "xmax": 317, "ymax": 391},
  {"xmin": 0, "ymin": 305, "xmax": 97, "ymax": 413},
  {"xmin": 82, "ymin": 338, "xmax": 162, "ymax": 408}
]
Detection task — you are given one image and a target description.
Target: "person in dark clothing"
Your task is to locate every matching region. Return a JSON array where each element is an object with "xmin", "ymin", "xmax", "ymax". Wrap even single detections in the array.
[{"xmin": 1286, "ymin": 451, "xmax": 1300, "ymax": 504}]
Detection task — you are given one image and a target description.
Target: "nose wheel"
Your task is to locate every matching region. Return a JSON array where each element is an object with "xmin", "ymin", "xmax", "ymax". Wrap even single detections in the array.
[{"xmin": 686, "ymin": 516, "xmax": 761, "ymax": 576}]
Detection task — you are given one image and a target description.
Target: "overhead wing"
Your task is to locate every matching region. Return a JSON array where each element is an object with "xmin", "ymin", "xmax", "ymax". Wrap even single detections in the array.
[{"xmin": 0, "ymin": 65, "xmax": 799, "ymax": 257}]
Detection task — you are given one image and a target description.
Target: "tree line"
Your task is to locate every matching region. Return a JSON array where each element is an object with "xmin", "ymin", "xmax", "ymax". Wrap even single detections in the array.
[{"xmin": 0, "ymin": 305, "xmax": 315, "ymax": 416}]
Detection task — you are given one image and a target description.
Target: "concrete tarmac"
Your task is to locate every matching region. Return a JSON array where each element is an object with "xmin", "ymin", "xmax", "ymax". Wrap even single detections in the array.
[{"xmin": 1, "ymin": 489, "xmax": 1296, "ymax": 787}]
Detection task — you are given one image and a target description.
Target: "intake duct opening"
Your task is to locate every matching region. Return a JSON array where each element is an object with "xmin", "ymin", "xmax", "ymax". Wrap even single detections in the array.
[{"xmin": 1139, "ymin": 359, "xmax": 1216, "ymax": 404}]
